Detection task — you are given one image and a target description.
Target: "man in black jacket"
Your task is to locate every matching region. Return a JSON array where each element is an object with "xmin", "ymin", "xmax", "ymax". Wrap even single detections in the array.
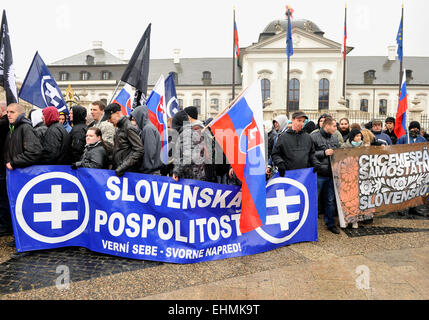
[
  {"xmin": 105, "ymin": 103, "xmax": 144, "ymax": 177},
  {"xmin": 311, "ymin": 116, "xmax": 340, "ymax": 234},
  {"xmin": 41, "ymin": 106, "xmax": 70, "ymax": 165},
  {"xmin": 272, "ymin": 111, "xmax": 316, "ymax": 177},
  {"xmin": 4, "ymin": 103, "xmax": 42, "ymax": 171},
  {"xmin": 68, "ymin": 105, "xmax": 88, "ymax": 163}
]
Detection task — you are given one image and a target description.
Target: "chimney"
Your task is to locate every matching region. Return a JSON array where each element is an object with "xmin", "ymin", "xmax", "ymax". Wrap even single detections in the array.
[
  {"xmin": 117, "ymin": 49, "xmax": 125, "ymax": 60},
  {"xmin": 388, "ymin": 45, "xmax": 396, "ymax": 61},
  {"xmin": 173, "ymin": 48, "xmax": 181, "ymax": 64},
  {"xmin": 92, "ymin": 40, "xmax": 103, "ymax": 49}
]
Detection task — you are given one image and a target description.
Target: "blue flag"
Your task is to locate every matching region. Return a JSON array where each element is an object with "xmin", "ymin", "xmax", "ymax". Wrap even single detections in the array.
[
  {"xmin": 19, "ymin": 52, "xmax": 68, "ymax": 113},
  {"xmin": 165, "ymin": 72, "xmax": 180, "ymax": 118},
  {"xmin": 286, "ymin": 15, "xmax": 293, "ymax": 58},
  {"xmin": 396, "ymin": 15, "xmax": 403, "ymax": 62}
]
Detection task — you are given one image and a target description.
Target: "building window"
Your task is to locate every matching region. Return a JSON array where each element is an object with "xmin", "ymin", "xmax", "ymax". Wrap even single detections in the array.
[
  {"xmin": 288, "ymin": 78, "xmax": 300, "ymax": 112},
  {"xmin": 102, "ymin": 71, "xmax": 111, "ymax": 80},
  {"xmin": 360, "ymin": 99, "xmax": 369, "ymax": 112},
  {"xmin": 202, "ymin": 71, "xmax": 212, "ymax": 80},
  {"xmin": 379, "ymin": 99, "xmax": 387, "ymax": 115},
  {"xmin": 178, "ymin": 99, "xmax": 183, "ymax": 109},
  {"xmin": 59, "ymin": 72, "xmax": 69, "ymax": 81},
  {"xmin": 211, "ymin": 98, "xmax": 219, "ymax": 111},
  {"xmin": 81, "ymin": 71, "xmax": 90, "ymax": 81},
  {"xmin": 318, "ymin": 78, "xmax": 329, "ymax": 110},
  {"xmin": 100, "ymin": 98, "xmax": 107, "ymax": 106},
  {"xmin": 193, "ymin": 98, "xmax": 201, "ymax": 114},
  {"xmin": 346, "ymin": 99, "xmax": 350, "ymax": 108},
  {"xmin": 261, "ymin": 78, "xmax": 271, "ymax": 104}
]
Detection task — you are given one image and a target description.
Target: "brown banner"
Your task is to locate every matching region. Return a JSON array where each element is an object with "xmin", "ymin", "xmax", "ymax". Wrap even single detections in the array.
[{"xmin": 331, "ymin": 142, "xmax": 429, "ymax": 227}]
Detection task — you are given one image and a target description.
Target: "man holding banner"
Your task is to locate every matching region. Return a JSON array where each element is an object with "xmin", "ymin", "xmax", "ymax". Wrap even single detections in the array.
[
  {"xmin": 104, "ymin": 103, "xmax": 144, "ymax": 177},
  {"xmin": 4, "ymin": 103, "xmax": 42, "ymax": 171}
]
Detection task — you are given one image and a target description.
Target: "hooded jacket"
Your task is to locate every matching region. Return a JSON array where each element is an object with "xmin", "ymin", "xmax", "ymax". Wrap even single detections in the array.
[
  {"xmin": 173, "ymin": 120, "xmax": 209, "ymax": 181},
  {"xmin": 29, "ymin": 108, "xmax": 48, "ymax": 141},
  {"xmin": 69, "ymin": 106, "xmax": 88, "ymax": 163},
  {"xmin": 4, "ymin": 113, "xmax": 42, "ymax": 168},
  {"xmin": 41, "ymin": 107, "xmax": 70, "ymax": 165},
  {"xmin": 131, "ymin": 106, "xmax": 162, "ymax": 174}
]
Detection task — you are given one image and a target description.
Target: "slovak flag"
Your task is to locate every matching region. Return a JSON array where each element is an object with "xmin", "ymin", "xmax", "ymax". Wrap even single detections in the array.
[
  {"xmin": 209, "ymin": 80, "xmax": 266, "ymax": 234},
  {"xmin": 234, "ymin": 21, "xmax": 240, "ymax": 60},
  {"xmin": 113, "ymin": 84, "xmax": 134, "ymax": 116},
  {"xmin": 395, "ymin": 71, "xmax": 408, "ymax": 139},
  {"xmin": 146, "ymin": 74, "xmax": 168, "ymax": 164}
]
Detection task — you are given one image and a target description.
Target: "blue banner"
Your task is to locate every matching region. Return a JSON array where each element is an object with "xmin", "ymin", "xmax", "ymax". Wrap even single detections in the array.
[{"xmin": 7, "ymin": 166, "xmax": 318, "ymax": 264}]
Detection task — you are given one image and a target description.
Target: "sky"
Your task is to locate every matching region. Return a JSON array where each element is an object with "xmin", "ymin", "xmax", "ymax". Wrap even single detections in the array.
[{"xmin": 2, "ymin": 0, "xmax": 428, "ymax": 80}]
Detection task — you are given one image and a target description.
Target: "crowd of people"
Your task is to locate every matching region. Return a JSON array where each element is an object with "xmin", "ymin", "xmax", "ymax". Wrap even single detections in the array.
[{"xmin": 0, "ymin": 100, "xmax": 428, "ymax": 239}]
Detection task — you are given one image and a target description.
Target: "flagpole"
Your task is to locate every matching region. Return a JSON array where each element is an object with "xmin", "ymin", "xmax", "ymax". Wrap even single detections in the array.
[
  {"xmin": 109, "ymin": 80, "xmax": 122, "ymax": 105},
  {"xmin": 232, "ymin": 7, "xmax": 236, "ymax": 100},
  {"xmin": 286, "ymin": 8, "xmax": 291, "ymax": 118},
  {"xmin": 342, "ymin": 3, "xmax": 347, "ymax": 100}
]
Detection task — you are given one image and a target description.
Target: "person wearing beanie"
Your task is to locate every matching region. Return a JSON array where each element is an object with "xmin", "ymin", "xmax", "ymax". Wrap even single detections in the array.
[
  {"xmin": 343, "ymin": 128, "xmax": 364, "ymax": 149},
  {"xmin": 397, "ymin": 121, "xmax": 427, "ymax": 144},
  {"xmin": 184, "ymin": 106, "xmax": 198, "ymax": 121},
  {"xmin": 383, "ymin": 117, "xmax": 397, "ymax": 144}
]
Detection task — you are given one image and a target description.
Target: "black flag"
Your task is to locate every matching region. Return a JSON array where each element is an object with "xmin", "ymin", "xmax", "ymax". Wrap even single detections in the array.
[
  {"xmin": 0, "ymin": 10, "xmax": 18, "ymax": 105},
  {"xmin": 121, "ymin": 23, "xmax": 151, "ymax": 106}
]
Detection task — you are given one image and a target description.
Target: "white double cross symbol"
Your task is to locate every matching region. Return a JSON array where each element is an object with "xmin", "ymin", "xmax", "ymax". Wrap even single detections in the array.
[
  {"xmin": 33, "ymin": 185, "xmax": 79, "ymax": 230},
  {"xmin": 266, "ymin": 189, "xmax": 300, "ymax": 231}
]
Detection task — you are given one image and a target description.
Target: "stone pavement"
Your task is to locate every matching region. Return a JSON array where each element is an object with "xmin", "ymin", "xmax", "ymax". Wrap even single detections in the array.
[{"xmin": 1, "ymin": 212, "xmax": 429, "ymax": 300}]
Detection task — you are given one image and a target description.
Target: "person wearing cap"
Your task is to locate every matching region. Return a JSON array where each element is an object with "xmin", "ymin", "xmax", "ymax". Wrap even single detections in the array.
[
  {"xmin": 104, "ymin": 103, "xmax": 144, "ymax": 177},
  {"xmin": 172, "ymin": 106, "xmax": 210, "ymax": 182},
  {"xmin": 371, "ymin": 119, "xmax": 392, "ymax": 146},
  {"xmin": 383, "ymin": 117, "xmax": 397, "ymax": 144},
  {"xmin": 272, "ymin": 111, "xmax": 317, "ymax": 177},
  {"xmin": 397, "ymin": 121, "xmax": 427, "ymax": 144},
  {"xmin": 311, "ymin": 116, "xmax": 341, "ymax": 234}
]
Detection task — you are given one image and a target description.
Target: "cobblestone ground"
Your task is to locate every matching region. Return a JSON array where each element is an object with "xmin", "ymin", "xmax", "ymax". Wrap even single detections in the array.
[{"xmin": 1, "ymin": 209, "xmax": 429, "ymax": 300}]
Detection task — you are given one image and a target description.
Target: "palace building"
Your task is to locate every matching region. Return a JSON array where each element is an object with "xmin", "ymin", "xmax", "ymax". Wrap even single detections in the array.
[{"xmin": 46, "ymin": 18, "xmax": 429, "ymax": 124}]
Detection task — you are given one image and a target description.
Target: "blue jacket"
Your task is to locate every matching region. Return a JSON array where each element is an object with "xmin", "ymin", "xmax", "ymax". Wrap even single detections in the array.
[
  {"xmin": 371, "ymin": 130, "xmax": 392, "ymax": 145},
  {"xmin": 397, "ymin": 134, "xmax": 427, "ymax": 144}
]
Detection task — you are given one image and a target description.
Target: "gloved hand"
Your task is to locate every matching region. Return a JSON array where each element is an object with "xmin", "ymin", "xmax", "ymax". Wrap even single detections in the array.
[
  {"xmin": 277, "ymin": 163, "xmax": 286, "ymax": 177},
  {"xmin": 71, "ymin": 163, "xmax": 77, "ymax": 170},
  {"xmin": 115, "ymin": 168, "xmax": 125, "ymax": 177}
]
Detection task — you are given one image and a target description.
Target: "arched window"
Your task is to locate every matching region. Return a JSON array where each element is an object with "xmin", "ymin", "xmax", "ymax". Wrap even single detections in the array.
[
  {"xmin": 288, "ymin": 78, "xmax": 300, "ymax": 112},
  {"xmin": 261, "ymin": 79, "xmax": 271, "ymax": 104},
  {"xmin": 318, "ymin": 78, "xmax": 329, "ymax": 110},
  {"xmin": 379, "ymin": 99, "xmax": 387, "ymax": 115},
  {"xmin": 360, "ymin": 99, "xmax": 369, "ymax": 112}
]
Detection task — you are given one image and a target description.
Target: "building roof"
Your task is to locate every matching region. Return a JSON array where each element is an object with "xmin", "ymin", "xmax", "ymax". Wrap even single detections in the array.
[
  {"xmin": 347, "ymin": 56, "xmax": 429, "ymax": 86},
  {"xmin": 49, "ymin": 56, "xmax": 242, "ymax": 86},
  {"xmin": 51, "ymin": 48, "xmax": 126, "ymax": 66}
]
